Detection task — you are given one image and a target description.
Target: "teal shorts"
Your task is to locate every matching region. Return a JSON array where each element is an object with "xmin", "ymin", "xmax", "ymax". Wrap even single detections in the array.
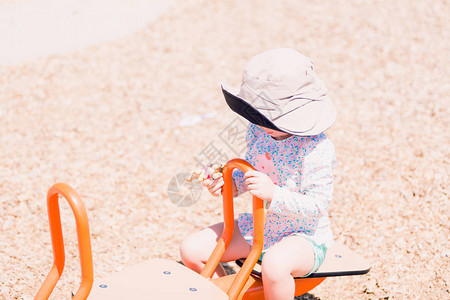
[{"xmin": 259, "ymin": 237, "xmax": 327, "ymax": 277}]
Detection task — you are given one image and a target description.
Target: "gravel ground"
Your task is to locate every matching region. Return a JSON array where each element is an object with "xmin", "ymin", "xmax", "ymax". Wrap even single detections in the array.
[{"xmin": 0, "ymin": 0, "xmax": 449, "ymax": 299}]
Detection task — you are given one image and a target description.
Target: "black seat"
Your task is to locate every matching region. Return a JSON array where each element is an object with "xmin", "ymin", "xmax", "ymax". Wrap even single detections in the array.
[{"xmin": 235, "ymin": 241, "xmax": 371, "ymax": 279}]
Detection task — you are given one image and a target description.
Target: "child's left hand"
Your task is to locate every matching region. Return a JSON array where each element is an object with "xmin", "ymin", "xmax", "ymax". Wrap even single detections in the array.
[{"xmin": 244, "ymin": 170, "xmax": 275, "ymax": 202}]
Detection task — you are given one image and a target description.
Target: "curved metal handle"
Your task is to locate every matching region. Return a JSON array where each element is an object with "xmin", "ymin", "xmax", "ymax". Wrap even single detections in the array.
[
  {"xmin": 35, "ymin": 183, "xmax": 94, "ymax": 300},
  {"xmin": 201, "ymin": 159, "xmax": 265, "ymax": 300}
]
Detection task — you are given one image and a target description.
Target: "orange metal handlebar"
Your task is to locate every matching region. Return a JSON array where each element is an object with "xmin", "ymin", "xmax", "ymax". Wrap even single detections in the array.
[
  {"xmin": 200, "ymin": 159, "xmax": 265, "ymax": 300},
  {"xmin": 35, "ymin": 183, "xmax": 93, "ymax": 300}
]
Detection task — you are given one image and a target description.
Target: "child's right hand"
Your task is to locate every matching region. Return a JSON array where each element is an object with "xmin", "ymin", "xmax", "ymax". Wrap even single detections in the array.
[{"xmin": 202, "ymin": 177, "xmax": 224, "ymax": 197}]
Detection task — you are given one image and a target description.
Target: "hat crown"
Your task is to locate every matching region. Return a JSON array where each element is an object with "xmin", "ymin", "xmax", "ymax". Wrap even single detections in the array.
[
  {"xmin": 244, "ymin": 48, "xmax": 313, "ymax": 82},
  {"xmin": 240, "ymin": 48, "xmax": 325, "ymax": 101}
]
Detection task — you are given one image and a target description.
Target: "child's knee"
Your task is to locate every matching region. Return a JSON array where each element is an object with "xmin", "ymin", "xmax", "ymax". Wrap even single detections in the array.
[
  {"xmin": 261, "ymin": 251, "xmax": 291, "ymax": 283},
  {"xmin": 180, "ymin": 233, "xmax": 201, "ymax": 262},
  {"xmin": 180, "ymin": 229, "xmax": 217, "ymax": 263}
]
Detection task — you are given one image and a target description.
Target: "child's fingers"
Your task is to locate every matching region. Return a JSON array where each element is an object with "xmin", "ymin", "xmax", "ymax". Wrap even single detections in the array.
[
  {"xmin": 244, "ymin": 171, "xmax": 261, "ymax": 188},
  {"xmin": 244, "ymin": 170, "xmax": 260, "ymax": 179},
  {"xmin": 246, "ymin": 182, "xmax": 261, "ymax": 191},
  {"xmin": 206, "ymin": 177, "xmax": 224, "ymax": 196},
  {"xmin": 244, "ymin": 175, "xmax": 263, "ymax": 187},
  {"xmin": 210, "ymin": 178, "xmax": 224, "ymax": 190},
  {"xmin": 202, "ymin": 177, "xmax": 220, "ymax": 188},
  {"xmin": 211, "ymin": 186, "xmax": 223, "ymax": 197},
  {"xmin": 244, "ymin": 178, "xmax": 256, "ymax": 187},
  {"xmin": 201, "ymin": 178, "xmax": 213, "ymax": 187},
  {"xmin": 210, "ymin": 184, "xmax": 223, "ymax": 197}
]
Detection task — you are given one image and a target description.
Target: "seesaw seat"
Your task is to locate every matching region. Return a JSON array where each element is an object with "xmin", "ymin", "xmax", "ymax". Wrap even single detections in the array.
[
  {"xmin": 88, "ymin": 258, "xmax": 228, "ymax": 300},
  {"xmin": 215, "ymin": 241, "xmax": 370, "ymax": 298},
  {"xmin": 235, "ymin": 241, "xmax": 371, "ymax": 279}
]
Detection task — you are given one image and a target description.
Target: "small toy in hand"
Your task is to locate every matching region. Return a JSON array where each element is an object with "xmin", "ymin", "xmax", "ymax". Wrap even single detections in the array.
[{"xmin": 185, "ymin": 163, "xmax": 223, "ymax": 183}]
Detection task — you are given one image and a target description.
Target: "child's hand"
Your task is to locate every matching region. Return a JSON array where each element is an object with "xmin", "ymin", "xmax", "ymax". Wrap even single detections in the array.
[
  {"xmin": 244, "ymin": 170, "xmax": 275, "ymax": 202},
  {"xmin": 202, "ymin": 177, "xmax": 224, "ymax": 197}
]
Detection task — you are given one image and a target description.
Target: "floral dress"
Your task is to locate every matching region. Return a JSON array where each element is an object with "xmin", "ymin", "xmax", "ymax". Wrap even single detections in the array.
[{"xmin": 232, "ymin": 123, "xmax": 336, "ymax": 250}]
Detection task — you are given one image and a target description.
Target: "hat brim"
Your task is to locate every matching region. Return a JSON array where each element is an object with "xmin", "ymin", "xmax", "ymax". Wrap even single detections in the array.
[
  {"xmin": 221, "ymin": 84, "xmax": 282, "ymax": 132},
  {"xmin": 221, "ymin": 84, "xmax": 336, "ymax": 136}
]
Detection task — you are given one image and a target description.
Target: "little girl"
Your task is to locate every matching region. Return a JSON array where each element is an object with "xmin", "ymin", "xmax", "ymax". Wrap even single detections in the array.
[{"xmin": 180, "ymin": 48, "xmax": 337, "ymax": 300}]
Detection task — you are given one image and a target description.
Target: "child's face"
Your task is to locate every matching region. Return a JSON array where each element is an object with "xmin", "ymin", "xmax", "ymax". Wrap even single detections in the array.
[{"xmin": 257, "ymin": 126, "xmax": 292, "ymax": 140}]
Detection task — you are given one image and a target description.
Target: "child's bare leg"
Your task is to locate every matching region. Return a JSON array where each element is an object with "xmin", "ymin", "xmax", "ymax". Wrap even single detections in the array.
[
  {"xmin": 261, "ymin": 236, "xmax": 315, "ymax": 300},
  {"xmin": 180, "ymin": 220, "xmax": 251, "ymax": 278}
]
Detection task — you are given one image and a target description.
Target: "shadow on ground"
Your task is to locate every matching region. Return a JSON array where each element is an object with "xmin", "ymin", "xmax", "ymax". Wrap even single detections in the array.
[{"xmin": 294, "ymin": 293, "xmax": 320, "ymax": 300}]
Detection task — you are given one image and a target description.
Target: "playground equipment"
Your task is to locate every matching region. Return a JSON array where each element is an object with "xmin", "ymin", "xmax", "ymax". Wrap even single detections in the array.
[{"xmin": 35, "ymin": 158, "xmax": 370, "ymax": 300}]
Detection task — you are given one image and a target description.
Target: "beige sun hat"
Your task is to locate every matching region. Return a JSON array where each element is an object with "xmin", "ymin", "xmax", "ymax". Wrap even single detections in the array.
[{"xmin": 222, "ymin": 48, "xmax": 336, "ymax": 136}]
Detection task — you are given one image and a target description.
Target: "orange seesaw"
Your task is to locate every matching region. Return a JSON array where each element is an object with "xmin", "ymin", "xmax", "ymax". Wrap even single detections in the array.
[{"xmin": 35, "ymin": 158, "xmax": 370, "ymax": 300}]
